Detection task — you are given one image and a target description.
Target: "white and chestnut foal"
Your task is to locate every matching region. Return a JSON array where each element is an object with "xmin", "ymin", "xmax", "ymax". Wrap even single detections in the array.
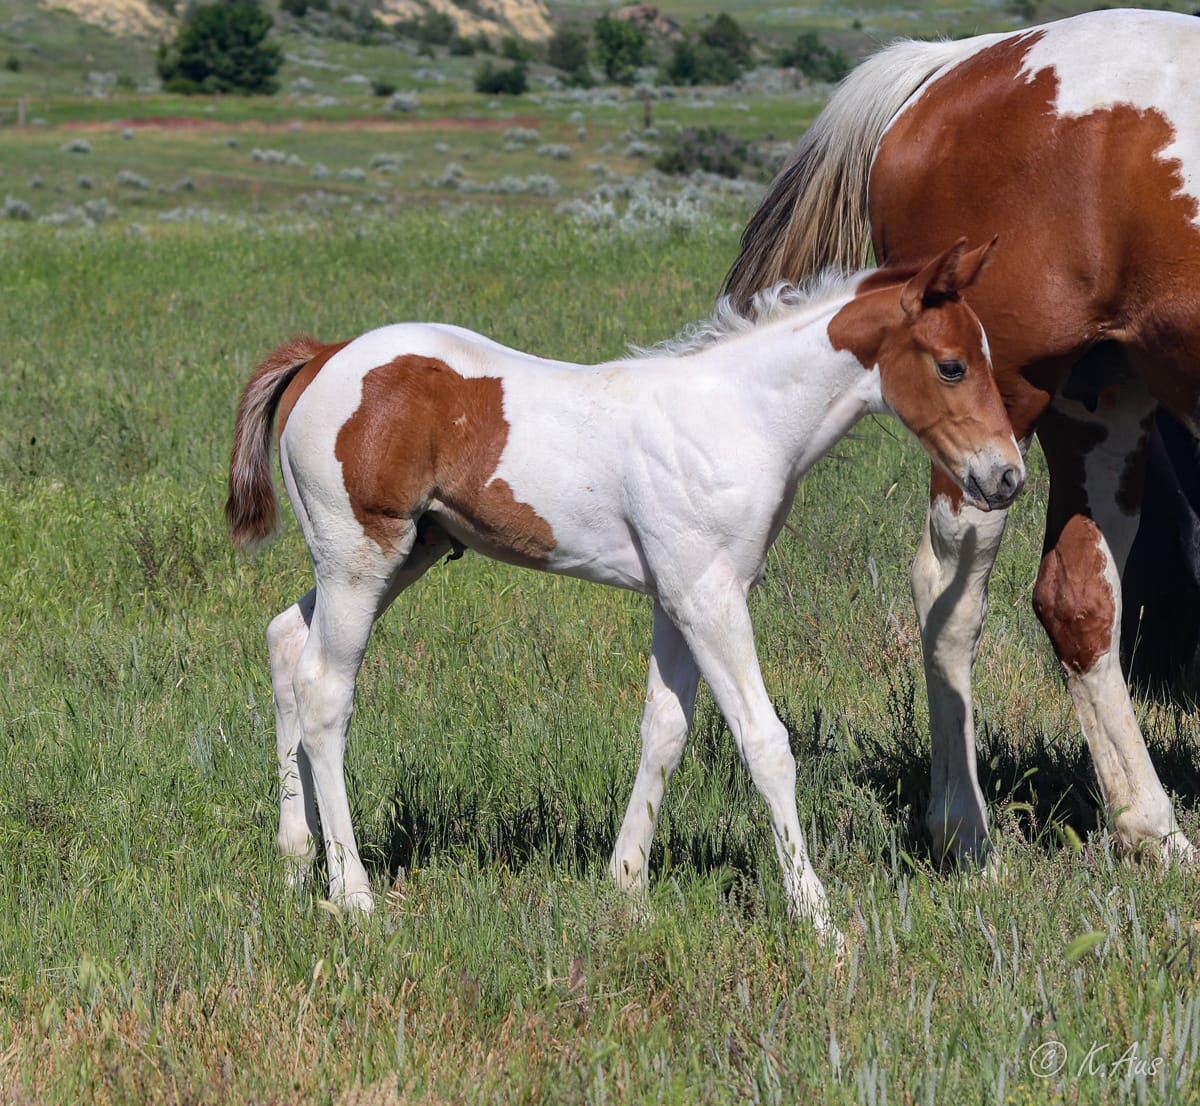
[{"xmin": 227, "ymin": 240, "xmax": 1023, "ymax": 936}]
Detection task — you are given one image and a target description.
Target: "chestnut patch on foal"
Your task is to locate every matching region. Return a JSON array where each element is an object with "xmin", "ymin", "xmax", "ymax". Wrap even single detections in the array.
[
  {"xmin": 827, "ymin": 281, "xmax": 996, "ymax": 448},
  {"xmin": 334, "ymin": 354, "xmax": 556, "ymax": 563},
  {"xmin": 276, "ymin": 340, "xmax": 351, "ymax": 439}
]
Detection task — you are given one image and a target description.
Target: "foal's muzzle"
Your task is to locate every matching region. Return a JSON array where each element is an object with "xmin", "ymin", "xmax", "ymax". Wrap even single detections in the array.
[{"xmin": 965, "ymin": 455, "xmax": 1025, "ymax": 511}]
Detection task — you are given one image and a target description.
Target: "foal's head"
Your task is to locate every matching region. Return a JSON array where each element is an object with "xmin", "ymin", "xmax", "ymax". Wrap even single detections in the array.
[{"xmin": 833, "ymin": 238, "xmax": 1024, "ymax": 511}]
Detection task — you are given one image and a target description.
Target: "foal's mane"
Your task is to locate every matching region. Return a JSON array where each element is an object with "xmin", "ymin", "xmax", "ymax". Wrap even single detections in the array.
[{"xmin": 634, "ymin": 269, "xmax": 864, "ymax": 359}]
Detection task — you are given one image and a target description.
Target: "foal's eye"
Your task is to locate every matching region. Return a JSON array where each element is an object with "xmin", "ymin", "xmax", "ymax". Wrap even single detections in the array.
[{"xmin": 936, "ymin": 358, "xmax": 967, "ymax": 383}]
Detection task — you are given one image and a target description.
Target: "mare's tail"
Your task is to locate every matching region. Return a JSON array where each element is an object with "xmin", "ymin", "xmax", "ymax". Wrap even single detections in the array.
[
  {"xmin": 226, "ymin": 336, "xmax": 324, "ymax": 550},
  {"xmin": 721, "ymin": 35, "xmax": 996, "ymax": 309}
]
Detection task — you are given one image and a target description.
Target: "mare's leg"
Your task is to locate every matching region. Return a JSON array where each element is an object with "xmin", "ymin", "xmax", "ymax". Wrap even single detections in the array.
[
  {"xmin": 910, "ymin": 470, "xmax": 1010, "ymax": 865},
  {"xmin": 291, "ymin": 528, "xmax": 450, "ymax": 911},
  {"xmin": 660, "ymin": 562, "xmax": 833, "ymax": 933},
  {"xmin": 267, "ymin": 588, "xmax": 319, "ymax": 884},
  {"xmin": 1035, "ymin": 392, "xmax": 1193, "ymax": 859},
  {"xmin": 609, "ymin": 602, "xmax": 701, "ymax": 892}
]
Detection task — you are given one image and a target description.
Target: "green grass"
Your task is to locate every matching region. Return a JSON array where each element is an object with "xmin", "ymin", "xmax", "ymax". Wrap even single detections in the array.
[
  {"xmin": 1, "ymin": 208, "xmax": 1198, "ymax": 1105},
  {"xmin": 0, "ymin": 3, "xmax": 1198, "ymax": 1100},
  {"xmin": 0, "ymin": 81, "xmax": 824, "ymax": 224}
]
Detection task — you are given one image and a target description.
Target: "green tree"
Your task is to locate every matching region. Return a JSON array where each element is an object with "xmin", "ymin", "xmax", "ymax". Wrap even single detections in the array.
[
  {"xmin": 157, "ymin": 0, "xmax": 282, "ymax": 94},
  {"xmin": 699, "ymin": 13, "xmax": 751, "ymax": 66},
  {"xmin": 500, "ymin": 35, "xmax": 531, "ymax": 62},
  {"xmin": 664, "ymin": 13, "xmax": 751, "ymax": 87},
  {"xmin": 395, "ymin": 9, "xmax": 456, "ymax": 47},
  {"xmin": 547, "ymin": 25, "xmax": 592, "ymax": 86},
  {"xmin": 592, "ymin": 14, "xmax": 648, "ymax": 85},
  {"xmin": 777, "ymin": 31, "xmax": 849, "ymax": 84},
  {"xmin": 665, "ymin": 37, "xmax": 739, "ymax": 86}
]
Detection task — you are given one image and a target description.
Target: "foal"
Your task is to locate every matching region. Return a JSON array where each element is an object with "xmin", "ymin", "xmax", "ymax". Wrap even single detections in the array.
[{"xmin": 227, "ymin": 240, "xmax": 1023, "ymax": 936}]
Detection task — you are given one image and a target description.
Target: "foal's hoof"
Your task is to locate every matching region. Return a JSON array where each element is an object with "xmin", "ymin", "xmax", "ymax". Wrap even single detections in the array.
[
  {"xmin": 322, "ymin": 889, "xmax": 375, "ymax": 917},
  {"xmin": 282, "ymin": 856, "xmax": 314, "ymax": 890},
  {"xmin": 1137, "ymin": 828, "xmax": 1197, "ymax": 866},
  {"xmin": 932, "ymin": 832, "xmax": 993, "ymax": 873},
  {"xmin": 818, "ymin": 924, "xmax": 848, "ymax": 964}
]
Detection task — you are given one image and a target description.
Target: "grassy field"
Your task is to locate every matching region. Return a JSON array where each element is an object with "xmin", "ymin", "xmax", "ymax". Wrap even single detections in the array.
[
  {"xmin": 1, "ymin": 2, "xmax": 1199, "ymax": 1103},
  {"xmin": 2, "ymin": 205, "xmax": 1198, "ymax": 1105}
]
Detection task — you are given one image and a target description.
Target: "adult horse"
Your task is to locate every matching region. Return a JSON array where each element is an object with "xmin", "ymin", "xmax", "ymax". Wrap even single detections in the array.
[{"xmin": 724, "ymin": 8, "xmax": 1199, "ymax": 865}]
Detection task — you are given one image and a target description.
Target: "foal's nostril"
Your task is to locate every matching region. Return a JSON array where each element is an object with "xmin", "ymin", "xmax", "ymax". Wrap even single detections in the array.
[{"xmin": 997, "ymin": 464, "xmax": 1023, "ymax": 500}]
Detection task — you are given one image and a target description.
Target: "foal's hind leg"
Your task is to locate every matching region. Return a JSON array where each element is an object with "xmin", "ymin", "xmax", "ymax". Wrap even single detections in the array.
[
  {"xmin": 610, "ymin": 602, "xmax": 701, "ymax": 893},
  {"xmin": 267, "ymin": 588, "xmax": 319, "ymax": 884},
  {"xmin": 290, "ymin": 528, "xmax": 449, "ymax": 911},
  {"xmin": 1035, "ymin": 395, "xmax": 1193, "ymax": 860}
]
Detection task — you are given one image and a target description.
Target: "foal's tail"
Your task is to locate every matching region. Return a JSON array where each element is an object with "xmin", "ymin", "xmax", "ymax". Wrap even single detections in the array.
[
  {"xmin": 226, "ymin": 336, "xmax": 324, "ymax": 550},
  {"xmin": 721, "ymin": 35, "xmax": 996, "ymax": 310}
]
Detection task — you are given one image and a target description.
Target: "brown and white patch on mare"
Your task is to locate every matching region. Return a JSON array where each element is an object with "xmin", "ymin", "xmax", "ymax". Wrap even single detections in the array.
[
  {"xmin": 872, "ymin": 17, "xmax": 1200, "ymax": 441},
  {"xmin": 1032, "ymin": 513, "xmax": 1114, "ymax": 676},
  {"xmin": 1016, "ymin": 10, "xmax": 1200, "ymax": 219},
  {"xmin": 1032, "ymin": 342, "xmax": 1157, "ymax": 674},
  {"xmin": 332, "ymin": 354, "xmax": 556, "ymax": 565}
]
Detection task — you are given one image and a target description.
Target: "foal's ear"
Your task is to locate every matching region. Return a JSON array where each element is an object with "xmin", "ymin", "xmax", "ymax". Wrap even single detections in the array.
[
  {"xmin": 900, "ymin": 237, "xmax": 997, "ymax": 319},
  {"xmin": 948, "ymin": 236, "xmax": 998, "ymax": 292}
]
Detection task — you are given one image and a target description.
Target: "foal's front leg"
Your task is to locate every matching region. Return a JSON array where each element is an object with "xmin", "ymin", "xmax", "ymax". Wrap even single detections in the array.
[
  {"xmin": 910, "ymin": 479, "xmax": 1010, "ymax": 866},
  {"xmin": 610, "ymin": 602, "xmax": 701, "ymax": 893},
  {"xmin": 660, "ymin": 561, "xmax": 834, "ymax": 935}
]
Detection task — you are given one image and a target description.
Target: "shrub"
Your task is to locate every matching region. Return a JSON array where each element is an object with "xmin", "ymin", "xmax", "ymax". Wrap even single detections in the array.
[
  {"xmin": 665, "ymin": 40, "xmax": 736, "ymax": 86},
  {"xmin": 4, "ymin": 195, "xmax": 33, "ymax": 221},
  {"xmin": 385, "ymin": 91, "xmax": 420, "ymax": 113},
  {"xmin": 474, "ymin": 61, "xmax": 527, "ymax": 96},
  {"xmin": 654, "ymin": 126, "xmax": 757, "ymax": 178},
  {"xmin": 777, "ymin": 31, "xmax": 850, "ymax": 84},
  {"xmin": 448, "ymin": 35, "xmax": 476, "ymax": 56},
  {"xmin": 699, "ymin": 13, "xmax": 751, "ymax": 65},
  {"xmin": 116, "ymin": 169, "xmax": 151, "ymax": 189},
  {"xmin": 500, "ymin": 36, "xmax": 531, "ymax": 63},
  {"xmin": 547, "ymin": 26, "xmax": 591, "ymax": 87},
  {"xmin": 157, "ymin": 1, "xmax": 282, "ymax": 95},
  {"xmin": 371, "ymin": 77, "xmax": 397, "ymax": 97},
  {"xmin": 502, "ymin": 126, "xmax": 540, "ymax": 146},
  {"xmin": 394, "ymin": 10, "xmax": 456, "ymax": 48},
  {"xmin": 665, "ymin": 13, "xmax": 752, "ymax": 86}
]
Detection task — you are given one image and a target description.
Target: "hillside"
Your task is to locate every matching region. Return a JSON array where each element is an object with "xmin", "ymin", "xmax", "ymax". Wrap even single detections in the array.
[{"xmin": 41, "ymin": 0, "xmax": 553, "ymax": 42}]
